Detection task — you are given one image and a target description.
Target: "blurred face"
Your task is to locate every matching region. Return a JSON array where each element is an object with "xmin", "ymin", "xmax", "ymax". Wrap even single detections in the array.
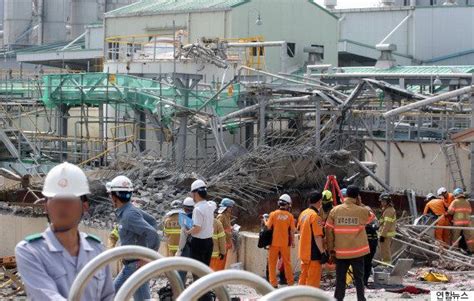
[
  {"xmin": 184, "ymin": 206, "xmax": 194, "ymax": 214},
  {"xmin": 381, "ymin": 200, "xmax": 387, "ymax": 208},
  {"xmin": 46, "ymin": 197, "xmax": 86, "ymax": 232}
]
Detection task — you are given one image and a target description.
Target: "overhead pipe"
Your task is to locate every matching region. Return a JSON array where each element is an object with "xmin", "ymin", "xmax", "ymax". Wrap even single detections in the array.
[
  {"xmin": 68, "ymin": 246, "xmax": 183, "ymax": 301},
  {"xmin": 176, "ymin": 270, "xmax": 274, "ymax": 301},
  {"xmin": 260, "ymin": 286, "xmax": 334, "ymax": 301},
  {"xmin": 115, "ymin": 257, "xmax": 230, "ymax": 301},
  {"xmin": 383, "ymin": 85, "xmax": 474, "ymax": 118},
  {"xmin": 379, "ymin": 11, "xmax": 413, "ymax": 45},
  {"xmin": 352, "ymin": 156, "xmax": 392, "ymax": 192},
  {"xmin": 219, "ymin": 95, "xmax": 311, "ymax": 122},
  {"xmin": 316, "ymin": 73, "xmax": 474, "ymax": 79},
  {"xmin": 227, "ymin": 41, "xmax": 286, "ymax": 47}
]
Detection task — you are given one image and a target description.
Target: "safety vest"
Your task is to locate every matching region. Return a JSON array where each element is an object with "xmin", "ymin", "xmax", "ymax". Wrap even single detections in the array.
[
  {"xmin": 380, "ymin": 206, "xmax": 397, "ymax": 238},
  {"xmin": 212, "ymin": 219, "xmax": 226, "ymax": 258},
  {"xmin": 217, "ymin": 212, "xmax": 233, "ymax": 248},
  {"xmin": 325, "ymin": 198, "xmax": 373, "ymax": 259},
  {"xmin": 163, "ymin": 212, "xmax": 181, "ymax": 253},
  {"xmin": 448, "ymin": 197, "xmax": 472, "ymax": 226}
]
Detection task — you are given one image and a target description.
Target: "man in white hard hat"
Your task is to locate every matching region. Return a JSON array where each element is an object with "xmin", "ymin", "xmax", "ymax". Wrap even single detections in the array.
[
  {"xmin": 265, "ymin": 194, "xmax": 296, "ymax": 288},
  {"xmin": 15, "ymin": 162, "xmax": 114, "ymax": 300},
  {"xmin": 163, "ymin": 200, "xmax": 183, "ymax": 256},
  {"xmin": 187, "ymin": 179, "xmax": 214, "ymax": 268},
  {"xmin": 108, "ymin": 175, "xmax": 159, "ymax": 301}
]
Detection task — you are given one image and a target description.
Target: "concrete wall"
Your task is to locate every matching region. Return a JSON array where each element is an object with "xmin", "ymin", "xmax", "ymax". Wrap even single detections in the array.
[
  {"xmin": 0, "ymin": 215, "xmax": 291, "ymax": 277},
  {"xmin": 364, "ymin": 140, "xmax": 471, "ymax": 196}
]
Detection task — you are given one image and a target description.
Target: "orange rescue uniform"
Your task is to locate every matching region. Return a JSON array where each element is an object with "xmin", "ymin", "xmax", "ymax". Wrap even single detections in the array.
[
  {"xmin": 266, "ymin": 209, "xmax": 296, "ymax": 287},
  {"xmin": 298, "ymin": 207, "xmax": 324, "ymax": 287},
  {"xmin": 209, "ymin": 219, "xmax": 227, "ymax": 271},
  {"xmin": 423, "ymin": 198, "xmax": 450, "ymax": 244},
  {"xmin": 216, "ymin": 211, "xmax": 233, "ymax": 270}
]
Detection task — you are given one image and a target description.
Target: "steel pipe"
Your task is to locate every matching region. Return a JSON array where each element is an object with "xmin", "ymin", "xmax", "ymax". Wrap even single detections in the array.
[
  {"xmin": 68, "ymin": 246, "xmax": 183, "ymax": 301},
  {"xmin": 176, "ymin": 270, "xmax": 274, "ymax": 301},
  {"xmin": 260, "ymin": 286, "xmax": 334, "ymax": 301},
  {"xmin": 383, "ymin": 85, "xmax": 474, "ymax": 118},
  {"xmin": 115, "ymin": 257, "xmax": 229, "ymax": 301}
]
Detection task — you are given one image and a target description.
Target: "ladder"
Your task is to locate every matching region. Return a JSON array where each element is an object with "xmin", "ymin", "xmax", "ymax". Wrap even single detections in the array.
[{"xmin": 442, "ymin": 143, "xmax": 466, "ymax": 190}]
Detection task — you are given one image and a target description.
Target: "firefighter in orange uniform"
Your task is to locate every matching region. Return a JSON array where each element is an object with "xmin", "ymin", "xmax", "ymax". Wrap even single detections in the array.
[
  {"xmin": 379, "ymin": 193, "xmax": 397, "ymax": 264},
  {"xmin": 326, "ymin": 185, "xmax": 373, "ymax": 301},
  {"xmin": 423, "ymin": 193, "xmax": 450, "ymax": 244},
  {"xmin": 265, "ymin": 194, "xmax": 296, "ymax": 288},
  {"xmin": 216, "ymin": 198, "xmax": 235, "ymax": 270},
  {"xmin": 297, "ymin": 191, "xmax": 326, "ymax": 287},
  {"xmin": 208, "ymin": 201, "xmax": 227, "ymax": 271},
  {"xmin": 447, "ymin": 188, "xmax": 474, "ymax": 253}
]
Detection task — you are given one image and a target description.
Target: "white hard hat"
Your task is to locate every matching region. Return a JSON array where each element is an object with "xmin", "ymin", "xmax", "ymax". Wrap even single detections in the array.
[
  {"xmin": 191, "ymin": 179, "xmax": 207, "ymax": 192},
  {"xmin": 42, "ymin": 162, "xmax": 90, "ymax": 198},
  {"xmin": 170, "ymin": 200, "xmax": 182, "ymax": 209},
  {"xmin": 183, "ymin": 197, "xmax": 195, "ymax": 207},
  {"xmin": 208, "ymin": 201, "xmax": 217, "ymax": 212},
  {"xmin": 279, "ymin": 194, "xmax": 292, "ymax": 204},
  {"xmin": 437, "ymin": 187, "xmax": 447, "ymax": 196},
  {"xmin": 106, "ymin": 175, "xmax": 134, "ymax": 193}
]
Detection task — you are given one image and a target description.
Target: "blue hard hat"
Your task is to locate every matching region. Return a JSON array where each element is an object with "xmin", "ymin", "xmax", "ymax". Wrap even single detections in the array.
[
  {"xmin": 220, "ymin": 198, "xmax": 235, "ymax": 208},
  {"xmin": 341, "ymin": 188, "xmax": 347, "ymax": 197},
  {"xmin": 453, "ymin": 188, "xmax": 464, "ymax": 196}
]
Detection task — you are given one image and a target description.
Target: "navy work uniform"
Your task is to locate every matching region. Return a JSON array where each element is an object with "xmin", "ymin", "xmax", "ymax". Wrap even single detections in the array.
[{"xmin": 15, "ymin": 227, "xmax": 114, "ymax": 301}]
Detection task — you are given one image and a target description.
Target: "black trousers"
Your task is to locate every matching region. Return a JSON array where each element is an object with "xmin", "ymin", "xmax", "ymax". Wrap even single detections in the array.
[
  {"xmin": 189, "ymin": 237, "xmax": 213, "ymax": 266},
  {"xmin": 189, "ymin": 237, "xmax": 214, "ymax": 301},
  {"xmin": 335, "ymin": 257, "xmax": 366, "ymax": 301},
  {"xmin": 363, "ymin": 239, "xmax": 378, "ymax": 285}
]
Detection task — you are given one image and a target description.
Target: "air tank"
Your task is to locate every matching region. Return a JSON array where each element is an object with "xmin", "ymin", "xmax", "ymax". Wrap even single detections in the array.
[
  {"xmin": 3, "ymin": 0, "xmax": 33, "ymax": 46},
  {"xmin": 70, "ymin": 0, "xmax": 99, "ymax": 39},
  {"xmin": 42, "ymin": 0, "xmax": 68, "ymax": 43}
]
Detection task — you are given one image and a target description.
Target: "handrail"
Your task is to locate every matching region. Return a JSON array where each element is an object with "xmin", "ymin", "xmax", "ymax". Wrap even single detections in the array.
[
  {"xmin": 176, "ymin": 270, "xmax": 274, "ymax": 301},
  {"xmin": 114, "ymin": 257, "xmax": 229, "ymax": 301},
  {"xmin": 68, "ymin": 246, "xmax": 183, "ymax": 301}
]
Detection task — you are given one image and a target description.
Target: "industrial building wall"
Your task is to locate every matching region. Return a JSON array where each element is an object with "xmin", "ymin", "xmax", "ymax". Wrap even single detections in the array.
[
  {"xmin": 104, "ymin": 11, "xmax": 229, "ymax": 43},
  {"xmin": 337, "ymin": 6, "xmax": 474, "ymax": 66},
  {"xmin": 230, "ymin": 0, "xmax": 339, "ymax": 72},
  {"xmin": 364, "ymin": 140, "xmax": 471, "ymax": 196}
]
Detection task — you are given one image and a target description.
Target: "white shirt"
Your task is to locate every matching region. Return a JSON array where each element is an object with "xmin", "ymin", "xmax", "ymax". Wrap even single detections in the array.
[{"xmin": 191, "ymin": 201, "xmax": 214, "ymax": 239}]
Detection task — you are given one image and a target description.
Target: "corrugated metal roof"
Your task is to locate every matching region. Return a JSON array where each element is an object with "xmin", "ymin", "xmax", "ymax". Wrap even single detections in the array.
[
  {"xmin": 105, "ymin": 0, "xmax": 249, "ymax": 17},
  {"xmin": 15, "ymin": 38, "xmax": 86, "ymax": 54},
  {"xmin": 340, "ymin": 65, "xmax": 474, "ymax": 74}
]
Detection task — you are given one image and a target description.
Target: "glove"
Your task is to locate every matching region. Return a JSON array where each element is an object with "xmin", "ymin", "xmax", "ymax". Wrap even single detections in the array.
[
  {"xmin": 379, "ymin": 236, "xmax": 385, "ymax": 243},
  {"xmin": 219, "ymin": 253, "xmax": 225, "ymax": 260},
  {"xmin": 328, "ymin": 250, "xmax": 336, "ymax": 264},
  {"xmin": 320, "ymin": 251, "xmax": 329, "ymax": 264}
]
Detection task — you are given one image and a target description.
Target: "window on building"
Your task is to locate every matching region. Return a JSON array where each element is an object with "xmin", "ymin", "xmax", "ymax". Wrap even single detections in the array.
[
  {"xmin": 108, "ymin": 42, "xmax": 119, "ymax": 60},
  {"xmin": 287, "ymin": 43, "xmax": 296, "ymax": 58}
]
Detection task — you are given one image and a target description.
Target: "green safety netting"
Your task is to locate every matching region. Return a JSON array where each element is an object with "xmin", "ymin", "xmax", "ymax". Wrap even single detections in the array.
[{"xmin": 41, "ymin": 73, "xmax": 241, "ymax": 127}]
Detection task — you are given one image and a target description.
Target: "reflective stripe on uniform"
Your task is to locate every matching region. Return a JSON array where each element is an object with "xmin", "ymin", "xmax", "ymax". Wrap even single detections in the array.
[
  {"xmin": 333, "ymin": 225, "xmax": 365, "ymax": 234},
  {"xmin": 163, "ymin": 228, "xmax": 181, "ymax": 235},
  {"xmin": 383, "ymin": 216, "xmax": 396, "ymax": 223},
  {"xmin": 335, "ymin": 245, "xmax": 370, "ymax": 257},
  {"xmin": 386, "ymin": 231, "xmax": 396, "ymax": 237},
  {"xmin": 168, "ymin": 245, "xmax": 179, "ymax": 251},
  {"xmin": 450, "ymin": 207, "xmax": 471, "ymax": 213},
  {"xmin": 453, "ymin": 220, "xmax": 470, "ymax": 226},
  {"xmin": 212, "ymin": 251, "xmax": 220, "ymax": 258},
  {"xmin": 213, "ymin": 232, "xmax": 226, "ymax": 239}
]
